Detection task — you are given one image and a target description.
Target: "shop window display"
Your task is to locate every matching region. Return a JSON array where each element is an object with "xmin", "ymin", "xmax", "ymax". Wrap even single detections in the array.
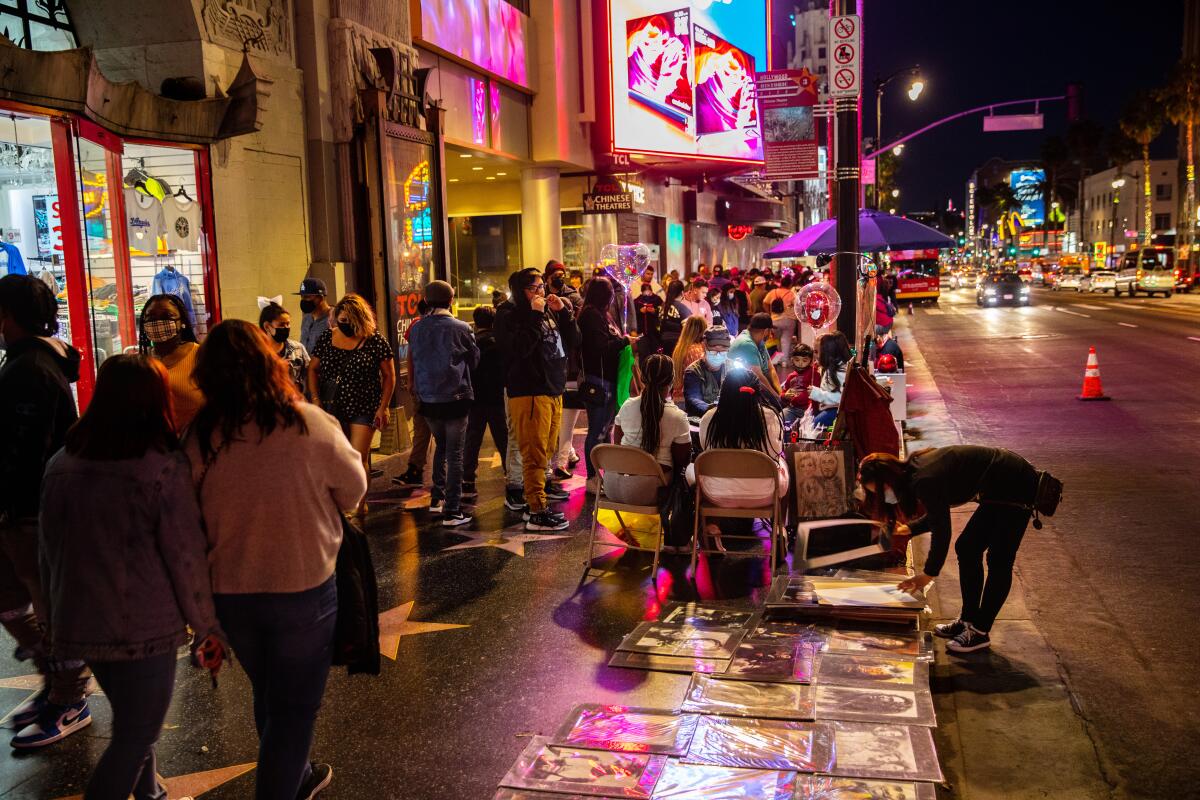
[
  {"xmin": 449, "ymin": 214, "xmax": 522, "ymax": 308},
  {"xmin": 382, "ymin": 135, "xmax": 437, "ymax": 361}
]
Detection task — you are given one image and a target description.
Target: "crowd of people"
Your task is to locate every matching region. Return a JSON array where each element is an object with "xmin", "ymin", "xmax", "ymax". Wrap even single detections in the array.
[{"xmin": 0, "ymin": 259, "xmax": 913, "ymax": 799}]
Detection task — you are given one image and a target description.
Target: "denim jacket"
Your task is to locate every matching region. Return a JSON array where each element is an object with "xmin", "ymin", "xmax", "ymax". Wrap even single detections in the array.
[
  {"xmin": 408, "ymin": 310, "xmax": 479, "ymax": 403},
  {"xmin": 39, "ymin": 448, "xmax": 221, "ymax": 662}
]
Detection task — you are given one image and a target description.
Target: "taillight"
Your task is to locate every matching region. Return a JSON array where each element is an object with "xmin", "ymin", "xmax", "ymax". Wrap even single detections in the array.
[
  {"xmin": 1175, "ymin": 269, "xmax": 1182, "ymax": 278},
  {"xmin": 1137, "ymin": 269, "xmax": 1144, "ymax": 280}
]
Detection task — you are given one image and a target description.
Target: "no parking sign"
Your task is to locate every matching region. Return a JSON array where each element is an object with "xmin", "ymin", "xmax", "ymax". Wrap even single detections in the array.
[{"xmin": 829, "ymin": 14, "xmax": 861, "ymax": 98}]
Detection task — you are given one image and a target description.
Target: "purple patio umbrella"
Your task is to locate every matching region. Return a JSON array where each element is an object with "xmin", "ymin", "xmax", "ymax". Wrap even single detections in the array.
[{"xmin": 764, "ymin": 209, "xmax": 954, "ymax": 258}]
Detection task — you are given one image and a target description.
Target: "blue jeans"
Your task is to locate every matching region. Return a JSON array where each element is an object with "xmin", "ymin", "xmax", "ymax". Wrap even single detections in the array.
[
  {"xmin": 85, "ymin": 653, "xmax": 176, "ymax": 800},
  {"xmin": 583, "ymin": 378, "xmax": 616, "ymax": 478},
  {"xmin": 813, "ymin": 407, "xmax": 838, "ymax": 428},
  {"xmin": 214, "ymin": 577, "xmax": 337, "ymax": 800},
  {"xmin": 428, "ymin": 413, "xmax": 469, "ymax": 513}
]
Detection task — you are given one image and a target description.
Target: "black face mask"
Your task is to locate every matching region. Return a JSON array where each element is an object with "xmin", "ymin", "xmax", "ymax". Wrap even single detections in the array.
[
  {"xmin": 299, "ymin": 299, "xmax": 317, "ymax": 314},
  {"xmin": 337, "ymin": 322, "xmax": 356, "ymax": 337},
  {"xmin": 272, "ymin": 327, "xmax": 290, "ymax": 343}
]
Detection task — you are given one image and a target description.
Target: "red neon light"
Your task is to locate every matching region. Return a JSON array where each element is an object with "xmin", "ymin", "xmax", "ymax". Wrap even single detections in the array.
[{"xmin": 728, "ymin": 224, "xmax": 752, "ymax": 240}]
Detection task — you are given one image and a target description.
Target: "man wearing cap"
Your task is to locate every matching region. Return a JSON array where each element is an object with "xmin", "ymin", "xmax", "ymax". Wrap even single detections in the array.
[
  {"xmin": 297, "ymin": 278, "xmax": 333, "ymax": 357},
  {"xmin": 407, "ymin": 280, "xmax": 479, "ymax": 527},
  {"xmin": 748, "ymin": 275, "xmax": 769, "ymax": 316},
  {"xmin": 683, "ymin": 327, "xmax": 730, "ymax": 417},
  {"xmin": 729, "ymin": 313, "xmax": 781, "ymax": 397}
]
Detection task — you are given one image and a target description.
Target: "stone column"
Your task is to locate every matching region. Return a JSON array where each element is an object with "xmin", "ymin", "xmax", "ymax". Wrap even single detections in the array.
[{"xmin": 521, "ymin": 166, "xmax": 562, "ymax": 268}]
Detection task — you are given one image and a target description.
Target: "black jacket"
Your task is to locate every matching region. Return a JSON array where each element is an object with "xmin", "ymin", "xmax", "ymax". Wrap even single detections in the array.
[
  {"xmin": 578, "ymin": 306, "xmax": 629, "ymax": 381},
  {"xmin": 494, "ymin": 301, "xmax": 578, "ymax": 398},
  {"xmin": 907, "ymin": 446, "xmax": 1037, "ymax": 577},
  {"xmin": 0, "ymin": 337, "xmax": 80, "ymax": 520},
  {"xmin": 470, "ymin": 328, "xmax": 505, "ymax": 407},
  {"xmin": 332, "ymin": 516, "xmax": 380, "ymax": 675}
]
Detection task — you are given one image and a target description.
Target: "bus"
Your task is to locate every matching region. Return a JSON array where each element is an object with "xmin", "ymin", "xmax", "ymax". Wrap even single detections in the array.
[{"xmin": 889, "ymin": 249, "xmax": 942, "ymax": 303}]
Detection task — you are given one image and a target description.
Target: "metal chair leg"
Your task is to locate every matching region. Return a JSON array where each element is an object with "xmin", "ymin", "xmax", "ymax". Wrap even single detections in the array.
[{"xmin": 584, "ymin": 499, "xmax": 601, "ymax": 576}]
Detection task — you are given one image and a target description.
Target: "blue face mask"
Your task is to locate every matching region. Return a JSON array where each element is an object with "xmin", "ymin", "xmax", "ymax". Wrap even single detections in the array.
[{"xmin": 705, "ymin": 350, "xmax": 727, "ymax": 369}]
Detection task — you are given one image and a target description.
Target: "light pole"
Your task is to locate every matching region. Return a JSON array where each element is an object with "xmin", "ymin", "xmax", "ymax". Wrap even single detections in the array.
[
  {"xmin": 873, "ymin": 67, "xmax": 923, "ymax": 205},
  {"xmin": 1110, "ymin": 176, "xmax": 1125, "ymax": 267}
]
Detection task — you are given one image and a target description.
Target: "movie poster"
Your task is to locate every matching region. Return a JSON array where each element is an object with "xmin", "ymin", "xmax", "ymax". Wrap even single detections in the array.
[
  {"xmin": 693, "ymin": 23, "xmax": 756, "ymax": 136},
  {"xmin": 626, "ymin": 10, "xmax": 693, "ymax": 129}
]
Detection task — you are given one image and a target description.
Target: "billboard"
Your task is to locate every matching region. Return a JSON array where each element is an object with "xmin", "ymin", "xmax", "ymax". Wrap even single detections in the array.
[
  {"xmin": 1010, "ymin": 169, "xmax": 1045, "ymax": 226},
  {"xmin": 609, "ymin": 0, "xmax": 768, "ymax": 162},
  {"xmin": 416, "ymin": 0, "xmax": 529, "ymax": 88},
  {"xmin": 756, "ymin": 68, "xmax": 818, "ymax": 178}
]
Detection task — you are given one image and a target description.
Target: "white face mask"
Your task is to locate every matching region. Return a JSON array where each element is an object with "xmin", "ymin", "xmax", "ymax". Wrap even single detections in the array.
[{"xmin": 883, "ymin": 487, "xmax": 899, "ymax": 505}]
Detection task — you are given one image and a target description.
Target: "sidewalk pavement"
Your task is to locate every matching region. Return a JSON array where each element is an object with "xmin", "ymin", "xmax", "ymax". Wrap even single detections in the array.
[{"xmin": 897, "ymin": 324, "xmax": 1114, "ymax": 800}]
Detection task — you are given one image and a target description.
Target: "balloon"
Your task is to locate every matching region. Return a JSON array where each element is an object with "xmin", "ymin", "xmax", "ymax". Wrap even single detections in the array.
[
  {"xmin": 795, "ymin": 281, "xmax": 841, "ymax": 330},
  {"xmin": 599, "ymin": 242, "xmax": 651, "ymax": 286}
]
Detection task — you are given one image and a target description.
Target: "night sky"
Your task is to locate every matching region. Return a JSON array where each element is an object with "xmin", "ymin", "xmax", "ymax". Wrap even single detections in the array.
[{"xmin": 773, "ymin": 1, "xmax": 1184, "ymax": 212}]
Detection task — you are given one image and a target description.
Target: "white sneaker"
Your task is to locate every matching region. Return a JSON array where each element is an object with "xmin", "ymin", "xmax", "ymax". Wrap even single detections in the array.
[
  {"xmin": 946, "ymin": 623, "xmax": 991, "ymax": 654},
  {"xmin": 441, "ymin": 511, "xmax": 472, "ymax": 527}
]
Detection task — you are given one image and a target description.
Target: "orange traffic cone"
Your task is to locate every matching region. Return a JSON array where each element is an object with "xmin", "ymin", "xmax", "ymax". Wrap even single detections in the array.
[{"xmin": 1077, "ymin": 346, "xmax": 1110, "ymax": 401}]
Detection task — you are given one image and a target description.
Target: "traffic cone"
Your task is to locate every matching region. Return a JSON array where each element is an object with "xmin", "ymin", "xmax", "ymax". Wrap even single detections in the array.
[{"xmin": 1077, "ymin": 346, "xmax": 1110, "ymax": 401}]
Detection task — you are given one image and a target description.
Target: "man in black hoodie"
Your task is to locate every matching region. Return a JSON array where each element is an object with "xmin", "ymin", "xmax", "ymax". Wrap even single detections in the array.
[
  {"xmin": 0, "ymin": 274, "xmax": 92, "ymax": 748},
  {"xmin": 495, "ymin": 268, "xmax": 578, "ymax": 531}
]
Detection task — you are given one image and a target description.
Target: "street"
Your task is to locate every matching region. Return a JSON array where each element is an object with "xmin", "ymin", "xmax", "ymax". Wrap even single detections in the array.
[{"xmin": 906, "ymin": 284, "xmax": 1200, "ymax": 799}]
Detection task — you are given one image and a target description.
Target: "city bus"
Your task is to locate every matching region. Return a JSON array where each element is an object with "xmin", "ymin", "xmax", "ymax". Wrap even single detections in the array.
[{"xmin": 889, "ymin": 249, "xmax": 942, "ymax": 303}]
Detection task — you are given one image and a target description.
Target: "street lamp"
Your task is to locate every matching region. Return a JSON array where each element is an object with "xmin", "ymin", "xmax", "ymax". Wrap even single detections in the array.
[
  {"xmin": 1110, "ymin": 177, "xmax": 1126, "ymax": 260},
  {"xmin": 894, "ymin": 144, "xmax": 904, "ymax": 156},
  {"xmin": 891, "ymin": 188, "xmax": 900, "ymax": 198},
  {"xmin": 874, "ymin": 66, "xmax": 922, "ymax": 209}
]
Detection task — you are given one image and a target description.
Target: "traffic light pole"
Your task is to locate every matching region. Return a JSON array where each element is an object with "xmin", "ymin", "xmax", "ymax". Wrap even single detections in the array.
[{"xmin": 832, "ymin": 0, "xmax": 860, "ymax": 345}]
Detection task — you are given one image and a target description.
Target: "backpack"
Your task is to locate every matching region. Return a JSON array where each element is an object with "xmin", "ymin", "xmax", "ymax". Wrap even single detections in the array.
[
  {"xmin": 1030, "ymin": 470, "xmax": 1063, "ymax": 530},
  {"xmin": 770, "ymin": 296, "xmax": 785, "ymax": 314}
]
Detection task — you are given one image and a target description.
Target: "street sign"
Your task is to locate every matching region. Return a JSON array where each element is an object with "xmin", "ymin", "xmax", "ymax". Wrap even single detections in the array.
[
  {"xmin": 828, "ymin": 14, "xmax": 861, "ymax": 98},
  {"xmin": 861, "ymin": 157, "xmax": 876, "ymax": 185},
  {"xmin": 983, "ymin": 113, "xmax": 1044, "ymax": 132},
  {"xmin": 582, "ymin": 191, "xmax": 633, "ymax": 214}
]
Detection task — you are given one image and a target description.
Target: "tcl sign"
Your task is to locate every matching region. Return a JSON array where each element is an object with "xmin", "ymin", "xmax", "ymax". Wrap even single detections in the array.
[{"xmin": 728, "ymin": 225, "xmax": 752, "ymax": 241}]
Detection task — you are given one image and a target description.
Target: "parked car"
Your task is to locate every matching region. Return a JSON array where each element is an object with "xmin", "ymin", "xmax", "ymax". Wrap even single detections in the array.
[
  {"xmin": 977, "ymin": 272, "xmax": 1031, "ymax": 307},
  {"xmin": 1082, "ymin": 269, "xmax": 1116, "ymax": 293},
  {"xmin": 1114, "ymin": 247, "xmax": 1174, "ymax": 297},
  {"xmin": 1052, "ymin": 266, "xmax": 1084, "ymax": 292}
]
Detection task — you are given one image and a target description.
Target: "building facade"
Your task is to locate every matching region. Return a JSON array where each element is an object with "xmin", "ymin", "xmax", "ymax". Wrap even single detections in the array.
[{"xmin": 1079, "ymin": 160, "xmax": 1177, "ymax": 265}]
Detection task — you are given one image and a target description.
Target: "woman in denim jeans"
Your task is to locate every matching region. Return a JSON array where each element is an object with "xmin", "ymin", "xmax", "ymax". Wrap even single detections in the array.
[
  {"xmin": 39, "ymin": 355, "xmax": 224, "ymax": 800},
  {"xmin": 186, "ymin": 321, "xmax": 366, "ymax": 800},
  {"xmin": 577, "ymin": 276, "xmax": 634, "ymax": 494}
]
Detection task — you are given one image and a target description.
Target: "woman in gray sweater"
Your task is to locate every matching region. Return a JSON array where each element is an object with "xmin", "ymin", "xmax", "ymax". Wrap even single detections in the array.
[{"xmin": 39, "ymin": 354, "xmax": 224, "ymax": 800}]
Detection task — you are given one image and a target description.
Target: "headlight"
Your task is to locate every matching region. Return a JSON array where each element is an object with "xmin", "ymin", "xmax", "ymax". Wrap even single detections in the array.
[{"xmin": 1020, "ymin": 287, "xmax": 1030, "ymax": 293}]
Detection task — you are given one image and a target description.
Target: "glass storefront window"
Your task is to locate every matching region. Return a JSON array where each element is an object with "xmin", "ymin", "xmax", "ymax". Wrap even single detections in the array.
[
  {"xmin": 449, "ymin": 214, "xmax": 521, "ymax": 308},
  {"xmin": 74, "ymin": 136, "xmax": 127, "ymax": 364},
  {"xmin": 381, "ymin": 134, "xmax": 436, "ymax": 361}
]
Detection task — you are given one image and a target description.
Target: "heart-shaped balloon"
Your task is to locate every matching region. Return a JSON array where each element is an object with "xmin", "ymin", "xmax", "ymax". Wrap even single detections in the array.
[
  {"xmin": 600, "ymin": 243, "xmax": 651, "ymax": 286},
  {"xmin": 795, "ymin": 281, "xmax": 841, "ymax": 330}
]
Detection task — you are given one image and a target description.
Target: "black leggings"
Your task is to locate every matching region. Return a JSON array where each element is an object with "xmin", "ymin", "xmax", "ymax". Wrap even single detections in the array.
[{"xmin": 954, "ymin": 503, "xmax": 1031, "ymax": 632}]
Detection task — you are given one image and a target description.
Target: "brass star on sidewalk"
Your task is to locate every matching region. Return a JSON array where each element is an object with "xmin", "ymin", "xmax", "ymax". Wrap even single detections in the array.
[
  {"xmin": 442, "ymin": 532, "xmax": 571, "ymax": 557},
  {"xmin": 379, "ymin": 601, "xmax": 469, "ymax": 661},
  {"xmin": 57, "ymin": 762, "xmax": 255, "ymax": 799}
]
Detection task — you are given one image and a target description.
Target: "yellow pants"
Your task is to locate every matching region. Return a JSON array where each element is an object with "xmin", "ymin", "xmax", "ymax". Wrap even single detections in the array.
[{"xmin": 507, "ymin": 394, "xmax": 562, "ymax": 513}]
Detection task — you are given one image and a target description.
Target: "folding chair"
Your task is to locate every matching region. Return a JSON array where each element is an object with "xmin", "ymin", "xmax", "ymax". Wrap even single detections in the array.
[
  {"xmin": 691, "ymin": 449, "xmax": 786, "ymax": 575},
  {"xmin": 794, "ymin": 518, "xmax": 888, "ymax": 571},
  {"xmin": 583, "ymin": 444, "xmax": 671, "ymax": 582}
]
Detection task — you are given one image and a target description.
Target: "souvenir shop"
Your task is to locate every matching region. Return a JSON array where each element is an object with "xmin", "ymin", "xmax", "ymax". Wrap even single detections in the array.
[{"xmin": 0, "ymin": 104, "xmax": 219, "ymax": 405}]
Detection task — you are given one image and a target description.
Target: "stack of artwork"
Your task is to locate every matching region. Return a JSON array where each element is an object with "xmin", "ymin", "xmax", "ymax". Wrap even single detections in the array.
[
  {"xmin": 766, "ymin": 570, "xmax": 929, "ymax": 625},
  {"xmin": 494, "ymin": 597, "xmax": 944, "ymax": 797}
]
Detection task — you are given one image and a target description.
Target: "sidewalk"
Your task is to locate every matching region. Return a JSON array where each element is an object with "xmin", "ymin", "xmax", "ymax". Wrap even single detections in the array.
[{"xmin": 896, "ymin": 324, "xmax": 1113, "ymax": 800}]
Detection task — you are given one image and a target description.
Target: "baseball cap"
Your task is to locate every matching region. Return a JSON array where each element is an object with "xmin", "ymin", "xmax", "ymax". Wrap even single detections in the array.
[
  {"xmin": 295, "ymin": 278, "xmax": 327, "ymax": 296},
  {"xmin": 703, "ymin": 326, "xmax": 731, "ymax": 347},
  {"xmin": 753, "ymin": 276, "xmax": 767, "ymax": 286}
]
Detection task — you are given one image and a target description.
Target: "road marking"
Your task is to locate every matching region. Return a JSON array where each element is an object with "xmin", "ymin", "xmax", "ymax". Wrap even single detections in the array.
[
  {"xmin": 1188, "ymin": 336, "xmax": 1200, "ymax": 343},
  {"xmin": 1054, "ymin": 307, "xmax": 1091, "ymax": 318},
  {"xmin": 1076, "ymin": 304, "xmax": 1109, "ymax": 311},
  {"xmin": 923, "ymin": 309, "xmax": 945, "ymax": 315},
  {"xmin": 1118, "ymin": 322, "xmax": 1138, "ymax": 328}
]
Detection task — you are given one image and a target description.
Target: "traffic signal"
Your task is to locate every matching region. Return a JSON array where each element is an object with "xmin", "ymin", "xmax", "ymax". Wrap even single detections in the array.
[{"xmin": 1007, "ymin": 245, "xmax": 1017, "ymax": 256}]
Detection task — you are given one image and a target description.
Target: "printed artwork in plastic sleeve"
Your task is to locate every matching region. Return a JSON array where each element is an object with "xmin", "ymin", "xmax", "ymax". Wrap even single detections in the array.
[
  {"xmin": 794, "ymin": 774, "xmax": 937, "ymax": 800},
  {"xmin": 683, "ymin": 714, "xmax": 835, "ymax": 772},
  {"xmin": 825, "ymin": 722, "xmax": 944, "ymax": 783},
  {"xmin": 660, "ymin": 602, "xmax": 761, "ymax": 629},
  {"xmin": 617, "ymin": 622, "xmax": 745, "ymax": 659},
  {"xmin": 552, "ymin": 704, "xmax": 699, "ymax": 756},
  {"xmin": 814, "ymin": 685, "xmax": 936, "ymax": 727},
  {"xmin": 649, "ymin": 761, "xmax": 797, "ymax": 799},
  {"xmin": 679, "ymin": 673, "xmax": 814, "ymax": 719},
  {"xmin": 608, "ymin": 650, "xmax": 731, "ymax": 674},
  {"xmin": 498, "ymin": 736, "xmax": 667, "ymax": 798},
  {"xmin": 724, "ymin": 640, "xmax": 818, "ymax": 683},
  {"xmin": 814, "ymin": 654, "xmax": 929, "ymax": 689},
  {"xmin": 825, "ymin": 628, "xmax": 928, "ymax": 660}
]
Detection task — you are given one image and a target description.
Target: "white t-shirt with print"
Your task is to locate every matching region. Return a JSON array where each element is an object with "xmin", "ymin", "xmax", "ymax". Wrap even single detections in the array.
[
  {"xmin": 163, "ymin": 195, "xmax": 201, "ymax": 251},
  {"xmin": 125, "ymin": 189, "xmax": 164, "ymax": 254},
  {"xmin": 615, "ymin": 395, "xmax": 691, "ymax": 467}
]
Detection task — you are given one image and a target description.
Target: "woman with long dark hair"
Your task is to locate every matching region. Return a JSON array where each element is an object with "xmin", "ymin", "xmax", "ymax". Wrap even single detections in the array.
[
  {"xmin": 810, "ymin": 331, "xmax": 852, "ymax": 428},
  {"xmin": 859, "ymin": 446, "xmax": 1042, "ymax": 655},
  {"xmin": 138, "ymin": 294, "xmax": 202, "ymax": 430},
  {"xmin": 578, "ymin": 276, "xmax": 633, "ymax": 493},
  {"xmin": 608, "ymin": 354, "xmax": 691, "ymax": 504},
  {"xmin": 40, "ymin": 355, "xmax": 223, "ymax": 798},
  {"xmin": 186, "ymin": 321, "xmax": 366, "ymax": 799}
]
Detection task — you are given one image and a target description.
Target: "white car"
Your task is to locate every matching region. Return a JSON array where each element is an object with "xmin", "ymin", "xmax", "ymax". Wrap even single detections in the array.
[
  {"xmin": 1053, "ymin": 267, "xmax": 1083, "ymax": 291},
  {"xmin": 1082, "ymin": 269, "xmax": 1115, "ymax": 293}
]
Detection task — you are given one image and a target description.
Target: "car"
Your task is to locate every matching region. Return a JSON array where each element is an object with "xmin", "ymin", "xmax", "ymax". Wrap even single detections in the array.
[
  {"xmin": 1017, "ymin": 266, "xmax": 1033, "ymax": 282},
  {"xmin": 1052, "ymin": 266, "xmax": 1084, "ymax": 292},
  {"xmin": 1114, "ymin": 247, "xmax": 1174, "ymax": 297},
  {"xmin": 977, "ymin": 272, "xmax": 1031, "ymax": 307},
  {"xmin": 1082, "ymin": 269, "xmax": 1116, "ymax": 293}
]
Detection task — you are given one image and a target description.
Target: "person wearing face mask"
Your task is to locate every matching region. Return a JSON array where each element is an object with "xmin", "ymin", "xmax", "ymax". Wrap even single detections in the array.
[
  {"xmin": 714, "ymin": 286, "xmax": 741, "ymax": 335},
  {"xmin": 858, "ymin": 447, "xmax": 1042, "ymax": 655},
  {"xmin": 296, "ymin": 278, "xmax": 332, "ymax": 357},
  {"xmin": 259, "ymin": 301, "xmax": 310, "ymax": 396},
  {"xmin": 545, "ymin": 261, "xmax": 582, "ymax": 314},
  {"xmin": 683, "ymin": 327, "xmax": 729, "ymax": 417},
  {"xmin": 139, "ymin": 294, "xmax": 203, "ymax": 430}
]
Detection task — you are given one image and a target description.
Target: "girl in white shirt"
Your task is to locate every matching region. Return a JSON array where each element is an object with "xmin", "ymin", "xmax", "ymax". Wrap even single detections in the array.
[{"xmin": 607, "ymin": 354, "xmax": 692, "ymax": 505}]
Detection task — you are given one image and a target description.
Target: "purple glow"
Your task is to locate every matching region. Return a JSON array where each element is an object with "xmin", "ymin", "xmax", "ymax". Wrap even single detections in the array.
[
  {"xmin": 419, "ymin": 0, "xmax": 528, "ymax": 88},
  {"xmin": 469, "ymin": 77, "xmax": 487, "ymax": 145}
]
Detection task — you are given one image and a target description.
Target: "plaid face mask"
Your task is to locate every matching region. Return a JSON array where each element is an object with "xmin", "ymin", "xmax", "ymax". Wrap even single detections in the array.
[{"xmin": 144, "ymin": 319, "xmax": 180, "ymax": 343}]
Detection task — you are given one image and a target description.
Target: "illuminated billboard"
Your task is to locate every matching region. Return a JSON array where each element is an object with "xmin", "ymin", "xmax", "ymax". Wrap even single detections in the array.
[
  {"xmin": 415, "ymin": 0, "xmax": 529, "ymax": 88},
  {"xmin": 1010, "ymin": 168, "xmax": 1045, "ymax": 226},
  {"xmin": 609, "ymin": 0, "xmax": 768, "ymax": 162}
]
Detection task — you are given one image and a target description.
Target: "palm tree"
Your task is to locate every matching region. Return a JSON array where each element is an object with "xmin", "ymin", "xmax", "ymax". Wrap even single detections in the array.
[
  {"xmin": 980, "ymin": 182, "xmax": 1022, "ymax": 243},
  {"xmin": 1119, "ymin": 91, "xmax": 1166, "ymax": 245},
  {"xmin": 1159, "ymin": 59, "xmax": 1200, "ymax": 257}
]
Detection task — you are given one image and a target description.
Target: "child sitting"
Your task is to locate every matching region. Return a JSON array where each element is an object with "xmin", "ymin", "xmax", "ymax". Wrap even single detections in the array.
[{"xmin": 780, "ymin": 344, "xmax": 817, "ymax": 427}]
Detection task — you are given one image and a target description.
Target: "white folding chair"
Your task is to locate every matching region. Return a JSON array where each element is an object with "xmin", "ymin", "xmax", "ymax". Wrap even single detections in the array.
[
  {"xmin": 690, "ymin": 449, "xmax": 785, "ymax": 575},
  {"xmin": 794, "ymin": 518, "xmax": 888, "ymax": 571},
  {"xmin": 583, "ymin": 444, "xmax": 671, "ymax": 582}
]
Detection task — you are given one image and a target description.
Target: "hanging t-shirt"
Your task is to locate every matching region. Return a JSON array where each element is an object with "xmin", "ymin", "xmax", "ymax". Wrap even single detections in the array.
[
  {"xmin": 152, "ymin": 267, "xmax": 196, "ymax": 325},
  {"xmin": 0, "ymin": 242, "xmax": 26, "ymax": 276},
  {"xmin": 163, "ymin": 195, "xmax": 201, "ymax": 252},
  {"xmin": 125, "ymin": 189, "xmax": 164, "ymax": 254}
]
